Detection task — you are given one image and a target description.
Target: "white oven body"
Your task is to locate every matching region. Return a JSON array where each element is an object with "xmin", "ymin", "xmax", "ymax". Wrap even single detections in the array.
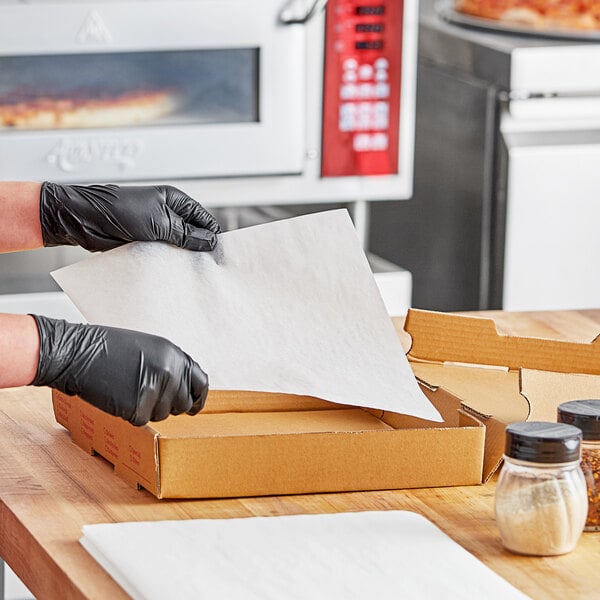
[
  {"xmin": 0, "ymin": 0, "xmax": 418, "ymax": 206},
  {"xmin": 502, "ymin": 108, "xmax": 600, "ymax": 311},
  {"xmin": 499, "ymin": 45, "xmax": 600, "ymax": 311},
  {"xmin": 0, "ymin": 1, "xmax": 304, "ymax": 185}
]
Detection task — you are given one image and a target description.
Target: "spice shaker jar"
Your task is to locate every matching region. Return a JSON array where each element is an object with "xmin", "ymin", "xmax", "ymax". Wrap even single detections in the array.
[
  {"xmin": 494, "ymin": 422, "xmax": 588, "ymax": 556},
  {"xmin": 558, "ymin": 400, "xmax": 600, "ymax": 532}
]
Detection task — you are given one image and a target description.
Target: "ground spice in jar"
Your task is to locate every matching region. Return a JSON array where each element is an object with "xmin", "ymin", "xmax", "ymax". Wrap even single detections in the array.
[
  {"xmin": 495, "ymin": 477, "xmax": 588, "ymax": 555},
  {"xmin": 558, "ymin": 400, "xmax": 600, "ymax": 532},
  {"xmin": 494, "ymin": 422, "xmax": 588, "ymax": 556}
]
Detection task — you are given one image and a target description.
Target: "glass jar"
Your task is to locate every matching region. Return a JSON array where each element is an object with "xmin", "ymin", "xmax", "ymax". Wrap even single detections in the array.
[
  {"xmin": 558, "ymin": 400, "xmax": 600, "ymax": 532},
  {"xmin": 494, "ymin": 422, "xmax": 588, "ymax": 556}
]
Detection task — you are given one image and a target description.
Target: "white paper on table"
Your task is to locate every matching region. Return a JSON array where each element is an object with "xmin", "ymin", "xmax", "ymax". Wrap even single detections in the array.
[
  {"xmin": 52, "ymin": 209, "xmax": 440, "ymax": 421},
  {"xmin": 80, "ymin": 511, "xmax": 531, "ymax": 600}
]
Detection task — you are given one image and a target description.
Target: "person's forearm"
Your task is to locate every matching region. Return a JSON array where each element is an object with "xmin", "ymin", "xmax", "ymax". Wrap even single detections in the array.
[
  {"xmin": 0, "ymin": 182, "xmax": 43, "ymax": 252},
  {"xmin": 0, "ymin": 314, "xmax": 40, "ymax": 387}
]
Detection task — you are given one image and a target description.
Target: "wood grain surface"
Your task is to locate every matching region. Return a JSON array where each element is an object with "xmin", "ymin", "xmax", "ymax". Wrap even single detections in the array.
[{"xmin": 1, "ymin": 309, "xmax": 600, "ymax": 600}]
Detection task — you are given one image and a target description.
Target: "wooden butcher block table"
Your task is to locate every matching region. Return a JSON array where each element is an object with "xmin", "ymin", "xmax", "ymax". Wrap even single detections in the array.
[{"xmin": 1, "ymin": 309, "xmax": 599, "ymax": 600}]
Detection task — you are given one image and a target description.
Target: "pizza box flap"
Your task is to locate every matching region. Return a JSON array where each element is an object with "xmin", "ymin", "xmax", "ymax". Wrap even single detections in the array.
[
  {"xmin": 404, "ymin": 308, "xmax": 600, "ymax": 375},
  {"xmin": 402, "ymin": 309, "xmax": 600, "ymax": 480},
  {"xmin": 520, "ymin": 369, "xmax": 600, "ymax": 422}
]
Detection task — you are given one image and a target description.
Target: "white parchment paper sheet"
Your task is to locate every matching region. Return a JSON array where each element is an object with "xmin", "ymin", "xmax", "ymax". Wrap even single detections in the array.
[
  {"xmin": 80, "ymin": 511, "xmax": 530, "ymax": 600},
  {"xmin": 52, "ymin": 210, "xmax": 440, "ymax": 420}
]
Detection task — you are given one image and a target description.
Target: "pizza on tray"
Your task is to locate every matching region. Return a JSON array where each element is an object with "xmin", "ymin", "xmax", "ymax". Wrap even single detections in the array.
[
  {"xmin": 0, "ymin": 88, "xmax": 178, "ymax": 129},
  {"xmin": 454, "ymin": 0, "xmax": 600, "ymax": 31}
]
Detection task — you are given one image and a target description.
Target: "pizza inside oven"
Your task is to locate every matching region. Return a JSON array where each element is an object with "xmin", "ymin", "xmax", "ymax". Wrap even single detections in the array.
[
  {"xmin": 0, "ymin": 88, "xmax": 179, "ymax": 130},
  {"xmin": 455, "ymin": 0, "xmax": 600, "ymax": 31}
]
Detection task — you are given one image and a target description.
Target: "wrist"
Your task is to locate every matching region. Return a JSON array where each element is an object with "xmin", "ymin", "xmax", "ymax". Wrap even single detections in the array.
[
  {"xmin": 0, "ymin": 181, "xmax": 44, "ymax": 251},
  {"xmin": 0, "ymin": 314, "xmax": 40, "ymax": 387}
]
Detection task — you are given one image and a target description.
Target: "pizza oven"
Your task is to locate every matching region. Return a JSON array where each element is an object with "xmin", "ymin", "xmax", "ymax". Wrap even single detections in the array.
[
  {"xmin": 0, "ymin": 0, "xmax": 420, "ymax": 295},
  {"xmin": 0, "ymin": 0, "xmax": 418, "ymax": 207}
]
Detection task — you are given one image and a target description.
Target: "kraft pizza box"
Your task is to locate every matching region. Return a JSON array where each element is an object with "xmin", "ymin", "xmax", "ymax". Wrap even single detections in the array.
[
  {"xmin": 51, "ymin": 383, "xmax": 487, "ymax": 499},
  {"xmin": 52, "ymin": 308, "xmax": 600, "ymax": 498},
  {"xmin": 402, "ymin": 309, "xmax": 600, "ymax": 480}
]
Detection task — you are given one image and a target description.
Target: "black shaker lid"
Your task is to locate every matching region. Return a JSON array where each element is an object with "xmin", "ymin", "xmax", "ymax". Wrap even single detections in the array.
[
  {"xmin": 505, "ymin": 421, "xmax": 582, "ymax": 463},
  {"xmin": 558, "ymin": 400, "xmax": 600, "ymax": 439}
]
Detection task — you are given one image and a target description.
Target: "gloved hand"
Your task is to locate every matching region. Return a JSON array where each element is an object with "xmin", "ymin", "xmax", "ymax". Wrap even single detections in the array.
[
  {"xmin": 40, "ymin": 182, "xmax": 221, "ymax": 252},
  {"xmin": 31, "ymin": 315, "xmax": 208, "ymax": 426}
]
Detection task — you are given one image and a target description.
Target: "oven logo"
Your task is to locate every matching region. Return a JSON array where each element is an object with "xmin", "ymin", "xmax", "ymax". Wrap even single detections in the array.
[
  {"xmin": 46, "ymin": 138, "xmax": 144, "ymax": 173},
  {"xmin": 77, "ymin": 10, "xmax": 112, "ymax": 44}
]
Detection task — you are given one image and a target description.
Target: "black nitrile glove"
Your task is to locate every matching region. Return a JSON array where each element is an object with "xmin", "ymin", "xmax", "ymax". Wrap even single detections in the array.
[
  {"xmin": 31, "ymin": 315, "xmax": 208, "ymax": 426},
  {"xmin": 40, "ymin": 182, "xmax": 221, "ymax": 252}
]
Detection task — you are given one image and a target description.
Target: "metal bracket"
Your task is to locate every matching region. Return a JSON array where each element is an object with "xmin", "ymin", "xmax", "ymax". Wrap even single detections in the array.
[{"xmin": 279, "ymin": 0, "xmax": 327, "ymax": 24}]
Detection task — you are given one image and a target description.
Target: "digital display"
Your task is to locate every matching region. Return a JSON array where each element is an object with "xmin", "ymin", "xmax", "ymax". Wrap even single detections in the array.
[
  {"xmin": 355, "ymin": 6, "xmax": 385, "ymax": 15},
  {"xmin": 355, "ymin": 23, "xmax": 384, "ymax": 32},
  {"xmin": 355, "ymin": 40, "xmax": 384, "ymax": 50}
]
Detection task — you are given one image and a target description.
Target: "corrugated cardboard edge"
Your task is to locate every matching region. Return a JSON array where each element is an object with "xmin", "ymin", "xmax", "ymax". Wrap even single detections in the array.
[
  {"xmin": 459, "ymin": 403, "xmax": 508, "ymax": 482},
  {"xmin": 52, "ymin": 390, "xmax": 160, "ymax": 497},
  {"xmin": 404, "ymin": 308, "xmax": 600, "ymax": 375}
]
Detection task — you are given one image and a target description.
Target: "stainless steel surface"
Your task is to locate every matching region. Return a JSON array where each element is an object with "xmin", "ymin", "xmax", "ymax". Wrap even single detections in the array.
[
  {"xmin": 371, "ymin": 59, "xmax": 497, "ymax": 311},
  {"xmin": 371, "ymin": 0, "xmax": 600, "ymax": 312},
  {"xmin": 418, "ymin": 0, "xmax": 600, "ymax": 94}
]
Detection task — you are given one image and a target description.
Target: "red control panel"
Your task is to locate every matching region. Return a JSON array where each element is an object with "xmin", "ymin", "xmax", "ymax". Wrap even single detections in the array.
[{"xmin": 321, "ymin": 0, "xmax": 403, "ymax": 177}]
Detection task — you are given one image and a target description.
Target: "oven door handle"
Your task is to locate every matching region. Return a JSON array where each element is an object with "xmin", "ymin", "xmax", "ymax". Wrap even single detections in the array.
[{"xmin": 279, "ymin": 0, "xmax": 328, "ymax": 24}]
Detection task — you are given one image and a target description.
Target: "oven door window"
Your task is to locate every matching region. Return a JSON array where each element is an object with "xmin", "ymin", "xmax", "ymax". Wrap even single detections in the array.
[{"xmin": 0, "ymin": 50, "xmax": 258, "ymax": 130}]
